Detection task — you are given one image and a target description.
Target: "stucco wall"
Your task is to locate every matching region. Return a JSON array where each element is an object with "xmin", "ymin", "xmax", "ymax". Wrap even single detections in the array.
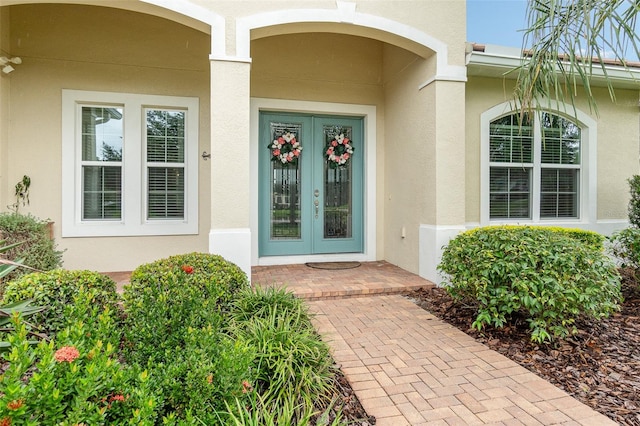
[
  {"xmin": 0, "ymin": 6, "xmax": 10, "ymax": 206},
  {"xmin": 3, "ymin": 4, "xmax": 212, "ymax": 271},
  {"xmin": 465, "ymin": 76, "xmax": 639, "ymax": 227},
  {"xmin": 383, "ymin": 51, "xmax": 437, "ymax": 273}
]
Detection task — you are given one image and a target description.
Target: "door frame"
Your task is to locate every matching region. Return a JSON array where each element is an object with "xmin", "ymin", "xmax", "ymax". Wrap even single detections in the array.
[{"xmin": 250, "ymin": 98, "xmax": 377, "ymax": 266}]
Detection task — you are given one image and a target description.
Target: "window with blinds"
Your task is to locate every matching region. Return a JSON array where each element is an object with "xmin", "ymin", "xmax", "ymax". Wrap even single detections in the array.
[
  {"xmin": 81, "ymin": 106, "xmax": 123, "ymax": 220},
  {"xmin": 489, "ymin": 112, "xmax": 581, "ymax": 220},
  {"xmin": 62, "ymin": 89, "xmax": 198, "ymax": 237},
  {"xmin": 146, "ymin": 109, "xmax": 186, "ymax": 220}
]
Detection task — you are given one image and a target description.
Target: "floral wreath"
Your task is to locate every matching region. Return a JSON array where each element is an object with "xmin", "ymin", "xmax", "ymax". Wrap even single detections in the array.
[
  {"xmin": 269, "ymin": 131, "xmax": 302, "ymax": 166},
  {"xmin": 325, "ymin": 133, "xmax": 354, "ymax": 168}
]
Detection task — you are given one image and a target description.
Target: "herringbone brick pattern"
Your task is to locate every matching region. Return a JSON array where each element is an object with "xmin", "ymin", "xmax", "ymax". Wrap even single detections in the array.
[{"xmin": 252, "ymin": 262, "xmax": 616, "ymax": 426}]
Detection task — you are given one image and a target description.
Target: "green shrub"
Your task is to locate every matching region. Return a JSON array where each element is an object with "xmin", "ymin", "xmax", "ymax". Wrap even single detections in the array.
[
  {"xmin": 628, "ymin": 175, "xmax": 640, "ymax": 228},
  {"xmin": 1, "ymin": 270, "xmax": 120, "ymax": 337},
  {"xmin": 439, "ymin": 226, "xmax": 622, "ymax": 343},
  {"xmin": 0, "ymin": 213, "xmax": 63, "ymax": 286},
  {"xmin": 122, "ymin": 252, "xmax": 249, "ymax": 365},
  {"xmin": 536, "ymin": 226, "xmax": 605, "ymax": 251},
  {"xmin": 609, "ymin": 227, "xmax": 640, "ymax": 271},
  {"xmin": 151, "ymin": 326, "xmax": 253, "ymax": 422},
  {"xmin": 122, "ymin": 253, "xmax": 251, "ymax": 422},
  {"xmin": 229, "ymin": 287, "xmax": 335, "ymax": 422},
  {"xmin": 0, "ymin": 312, "xmax": 158, "ymax": 425}
]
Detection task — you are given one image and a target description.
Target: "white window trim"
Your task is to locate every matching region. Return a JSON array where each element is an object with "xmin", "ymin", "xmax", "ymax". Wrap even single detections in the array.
[
  {"xmin": 62, "ymin": 89, "xmax": 199, "ymax": 237},
  {"xmin": 480, "ymin": 100, "xmax": 597, "ymax": 226}
]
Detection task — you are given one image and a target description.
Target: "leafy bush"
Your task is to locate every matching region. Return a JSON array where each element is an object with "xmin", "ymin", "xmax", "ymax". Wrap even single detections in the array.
[
  {"xmin": 609, "ymin": 227, "xmax": 640, "ymax": 271},
  {"xmin": 122, "ymin": 253, "xmax": 251, "ymax": 422},
  {"xmin": 537, "ymin": 226, "xmax": 605, "ymax": 251},
  {"xmin": 439, "ymin": 226, "xmax": 622, "ymax": 343},
  {"xmin": 122, "ymin": 252, "xmax": 249, "ymax": 364},
  {"xmin": 628, "ymin": 175, "xmax": 640, "ymax": 228},
  {"xmin": 229, "ymin": 287, "xmax": 336, "ymax": 422},
  {"xmin": 1, "ymin": 270, "xmax": 120, "ymax": 337},
  {"xmin": 151, "ymin": 326, "xmax": 253, "ymax": 422},
  {"xmin": 0, "ymin": 213, "xmax": 63, "ymax": 285},
  {"xmin": 0, "ymin": 307, "xmax": 157, "ymax": 425}
]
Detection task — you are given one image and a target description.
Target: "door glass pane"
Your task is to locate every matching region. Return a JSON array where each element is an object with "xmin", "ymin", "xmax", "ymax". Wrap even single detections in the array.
[
  {"xmin": 270, "ymin": 122, "xmax": 302, "ymax": 240},
  {"xmin": 323, "ymin": 125, "xmax": 353, "ymax": 239}
]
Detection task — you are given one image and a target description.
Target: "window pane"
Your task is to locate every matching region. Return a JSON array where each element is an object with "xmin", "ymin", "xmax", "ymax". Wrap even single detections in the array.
[
  {"xmin": 541, "ymin": 113, "xmax": 580, "ymax": 165},
  {"xmin": 148, "ymin": 167, "xmax": 185, "ymax": 219},
  {"xmin": 490, "ymin": 167, "xmax": 531, "ymax": 219},
  {"xmin": 540, "ymin": 168, "xmax": 578, "ymax": 218},
  {"xmin": 146, "ymin": 110, "xmax": 185, "ymax": 163},
  {"xmin": 82, "ymin": 107, "xmax": 123, "ymax": 161},
  {"xmin": 269, "ymin": 121, "xmax": 303, "ymax": 240},
  {"xmin": 82, "ymin": 166, "xmax": 121, "ymax": 219},
  {"xmin": 489, "ymin": 114, "xmax": 532, "ymax": 163}
]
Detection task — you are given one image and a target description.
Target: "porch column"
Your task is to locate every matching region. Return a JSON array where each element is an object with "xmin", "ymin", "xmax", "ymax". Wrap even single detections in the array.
[
  {"xmin": 419, "ymin": 80, "xmax": 467, "ymax": 283},
  {"xmin": 208, "ymin": 58, "xmax": 252, "ymax": 279}
]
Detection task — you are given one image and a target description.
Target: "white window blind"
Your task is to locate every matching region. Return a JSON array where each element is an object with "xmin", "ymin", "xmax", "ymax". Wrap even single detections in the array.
[{"xmin": 489, "ymin": 112, "xmax": 581, "ymax": 220}]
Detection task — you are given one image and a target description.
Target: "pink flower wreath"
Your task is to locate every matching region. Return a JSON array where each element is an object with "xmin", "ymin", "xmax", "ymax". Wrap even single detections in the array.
[
  {"xmin": 325, "ymin": 133, "xmax": 354, "ymax": 168},
  {"xmin": 269, "ymin": 131, "xmax": 302, "ymax": 166}
]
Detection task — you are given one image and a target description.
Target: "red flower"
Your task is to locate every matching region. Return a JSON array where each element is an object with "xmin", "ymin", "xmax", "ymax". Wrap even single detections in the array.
[
  {"xmin": 331, "ymin": 140, "xmax": 338, "ymax": 147},
  {"xmin": 293, "ymin": 150, "xmax": 300, "ymax": 157},
  {"xmin": 54, "ymin": 346, "xmax": 80, "ymax": 363},
  {"xmin": 343, "ymin": 138, "xmax": 350, "ymax": 145},
  {"xmin": 6, "ymin": 400, "xmax": 23, "ymax": 411},
  {"xmin": 110, "ymin": 394, "xmax": 125, "ymax": 402},
  {"xmin": 273, "ymin": 149, "xmax": 281, "ymax": 156},
  {"xmin": 242, "ymin": 380, "xmax": 253, "ymax": 394},
  {"xmin": 181, "ymin": 265, "xmax": 194, "ymax": 274},
  {"xmin": 326, "ymin": 148, "xmax": 334, "ymax": 155},
  {"xmin": 343, "ymin": 153, "xmax": 350, "ymax": 160},
  {"xmin": 277, "ymin": 137, "xmax": 285, "ymax": 144},
  {"xmin": 290, "ymin": 137, "xmax": 297, "ymax": 144},
  {"xmin": 0, "ymin": 418, "xmax": 11, "ymax": 426}
]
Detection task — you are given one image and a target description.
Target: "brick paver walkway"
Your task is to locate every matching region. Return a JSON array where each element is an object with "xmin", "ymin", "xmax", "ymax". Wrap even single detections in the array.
[{"xmin": 252, "ymin": 261, "xmax": 616, "ymax": 426}]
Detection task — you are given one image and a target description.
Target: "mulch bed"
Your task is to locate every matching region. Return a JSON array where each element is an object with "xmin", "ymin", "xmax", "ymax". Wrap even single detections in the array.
[
  {"xmin": 315, "ymin": 370, "xmax": 376, "ymax": 425},
  {"xmin": 406, "ymin": 268, "xmax": 640, "ymax": 426}
]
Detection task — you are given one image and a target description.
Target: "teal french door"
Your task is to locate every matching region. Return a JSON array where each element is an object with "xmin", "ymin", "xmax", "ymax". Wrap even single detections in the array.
[{"xmin": 259, "ymin": 112, "xmax": 364, "ymax": 256}]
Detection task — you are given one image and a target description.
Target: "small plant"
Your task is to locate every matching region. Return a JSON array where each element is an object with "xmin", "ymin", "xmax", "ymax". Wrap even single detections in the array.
[
  {"xmin": 229, "ymin": 287, "xmax": 336, "ymax": 422},
  {"xmin": 2, "ymin": 270, "xmax": 120, "ymax": 337},
  {"xmin": 0, "ymin": 213, "xmax": 63, "ymax": 285},
  {"xmin": 7, "ymin": 175, "xmax": 30, "ymax": 214},
  {"xmin": 439, "ymin": 226, "xmax": 622, "ymax": 343}
]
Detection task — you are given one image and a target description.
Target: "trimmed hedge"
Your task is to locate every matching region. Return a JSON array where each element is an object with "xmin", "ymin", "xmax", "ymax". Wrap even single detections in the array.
[
  {"xmin": 439, "ymin": 226, "xmax": 621, "ymax": 343},
  {"xmin": 1, "ymin": 270, "xmax": 120, "ymax": 337},
  {"xmin": 121, "ymin": 253, "xmax": 251, "ymax": 418}
]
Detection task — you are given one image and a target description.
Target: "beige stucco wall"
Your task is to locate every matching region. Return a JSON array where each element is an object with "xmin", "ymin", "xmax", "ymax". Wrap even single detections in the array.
[
  {"xmin": 1, "ymin": 0, "xmax": 469, "ymax": 276},
  {"xmin": 2, "ymin": 4, "xmax": 212, "ymax": 271},
  {"xmin": 465, "ymin": 76, "xmax": 640, "ymax": 225}
]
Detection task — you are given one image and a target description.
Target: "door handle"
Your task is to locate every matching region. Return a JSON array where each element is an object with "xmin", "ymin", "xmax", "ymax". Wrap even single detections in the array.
[{"xmin": 314, "ymin": 199, "xmax": 319, "ymax": 218}]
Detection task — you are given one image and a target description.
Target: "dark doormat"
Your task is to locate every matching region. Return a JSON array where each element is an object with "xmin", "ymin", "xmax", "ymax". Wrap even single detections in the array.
[{"xmin": 305, "ymin": 261, "xmax": 361, "ymax": 270}]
